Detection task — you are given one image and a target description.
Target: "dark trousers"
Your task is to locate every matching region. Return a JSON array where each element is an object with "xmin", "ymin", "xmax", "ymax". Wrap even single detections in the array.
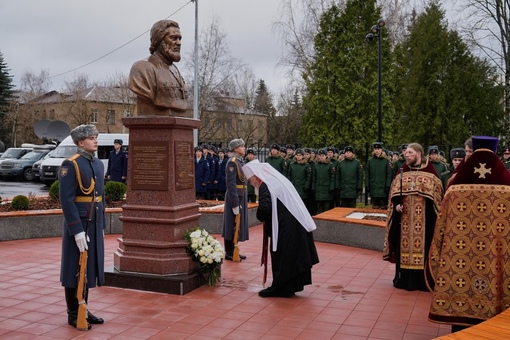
[
  {"xmin": 65, "ymin": 287, "xmax": 88, "ymax": 317},
  {"xmin": 224, "ymin": 240, "xmax": 233, "ymax": 256}
]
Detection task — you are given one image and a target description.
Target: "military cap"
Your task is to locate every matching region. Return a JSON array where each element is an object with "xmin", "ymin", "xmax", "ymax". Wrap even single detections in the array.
[
  {"xmin": 327, "ymin": 146, "xmax": 335, "ymax": 153},
  {"xmin": 246, "ymin": 148, "xmax": 255, "ymax": 155},
  {"xmin": 271, "ymin": 143, "xmax": 280, "ymax": 150},
  {"xmin": 339, "ymin": 150, "xmax": 345, "ymax": 155},
  {"xmin": 388, "ymin": 151, "xmax": 394, "ymax": 157},
  {"xmin": 472, "ymin": 136, "xmax": 499, "ymax": 152},
  {"xmin": 372, "ymin": 142, "xmax": 383, "ymax": 149},
  {"xmin": 318, "ymin": 149, "xmax": 327, "ymax": 155},
  {"xmin": 286, "ymin": 144, "xmax": 295, "ymax": 150},
  {"xmin": 279, "ymin": 146, "xmax": 287, "ymax": 153},
  {"xmin": 428, "ymin": 145, "xmax": 439, "ymax": 155},
  {"xmin": 228, "ymin": 138, "xmax": 245, "ymax": 150},
  {"xmin": 201, "ymin": 144, "xmax": 209, "ymax": 150},
  {"xmin": 218, "ymin": 148, "xmax": 227, "ymax": 154},
  {"xmin": 295, "ymin": 148, "xmax": 304, "ymax": 156},
  {"xmin": 503, "ymin": 147, "xmax": 510, "ymax": 154},
  {"xmin": 210, "ymin": 145, "xmax": 217, "ymax": 153},
  {"xmin": 344, "ymin": 146, "xmax": 355, "ymax": 153},
  {"xmin": 114, "ymin": 139, "xmax": 123, "ymax": 145},
  {"xmin": 450, "ymin": 148, "xmax": 465, "ymax": 159},
  {"xmin": 194, "ymin": 146, "xmax": 202, "ymax": 153},
  {"xmin": 400, "ymin": 143, "xmax": 408, "ymax": 150},
  {"xmin": 70, "ymin": 124, "xmax": 98, "ymax": 145},
  {"xmin": 303, "ymin": 148, "xmax": 311, "ymax": 154}
]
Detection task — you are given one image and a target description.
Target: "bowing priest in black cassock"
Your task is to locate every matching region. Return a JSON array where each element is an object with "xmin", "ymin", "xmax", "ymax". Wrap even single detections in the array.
[{"xmin": 243, "ymin": 160, "xmax": 319, "ymax": 298}]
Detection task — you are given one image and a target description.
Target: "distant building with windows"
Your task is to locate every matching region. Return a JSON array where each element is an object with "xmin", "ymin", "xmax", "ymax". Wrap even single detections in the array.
[{"xmin": 7, "ymin": 87, "xmax": 268, "ymax": 147}]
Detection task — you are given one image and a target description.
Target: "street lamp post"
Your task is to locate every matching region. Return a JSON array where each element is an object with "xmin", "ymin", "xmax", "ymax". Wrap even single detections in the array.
[{"xmin": 365, "ymin": 18, "xmax": 385, "ymax": 143}]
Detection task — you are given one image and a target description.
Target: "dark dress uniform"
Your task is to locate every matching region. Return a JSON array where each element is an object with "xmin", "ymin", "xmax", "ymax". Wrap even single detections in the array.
[
  {"xmin": 216, "ymin": 155, "xmax": 228, "ymax": 200},
  {"xmin": 59, "ymin": 149, "xmax": 105, "ymax": 326},
  {"xmin": 222, "ymin": 155, "xmax": 249, "ymax": 258},
  {"xmin": 106, "ymin": 149, "xmax": 127, "ymax": 182},
  {"xmin": 194, "ymin": 155, "xmax": 210, "ymax": 199}
]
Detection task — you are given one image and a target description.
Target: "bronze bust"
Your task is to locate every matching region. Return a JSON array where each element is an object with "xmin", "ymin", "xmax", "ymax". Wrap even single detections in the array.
[{"xmin": 128, "ymin": 20, "xmax": 190, "ymax": 116}]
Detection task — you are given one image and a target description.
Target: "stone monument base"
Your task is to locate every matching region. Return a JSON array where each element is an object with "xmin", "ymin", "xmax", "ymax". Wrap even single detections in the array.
[{"xmin": 104, "ymin": 266, "xmax": 207, "ymax": 295}]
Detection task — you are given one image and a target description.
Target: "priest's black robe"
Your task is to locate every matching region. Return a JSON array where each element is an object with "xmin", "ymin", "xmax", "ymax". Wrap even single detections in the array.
[{"xmin": 257, "ymin": 182, "xmax": 319, "ymax": 296}]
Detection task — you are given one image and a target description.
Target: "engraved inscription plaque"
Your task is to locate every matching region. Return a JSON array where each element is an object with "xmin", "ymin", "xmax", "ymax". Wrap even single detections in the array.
[
  {"xmin": 175, "ymin": 141, "xmax": 194, "ymax": 191},
  {"xmin": 130, "ymin": 141, "xmax": 169, "ymax": 191}
]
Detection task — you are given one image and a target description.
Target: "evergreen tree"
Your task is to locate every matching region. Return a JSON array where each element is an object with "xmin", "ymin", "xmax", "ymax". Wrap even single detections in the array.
[
  {"xmin": 0, "ymin": 50, "xmax": 15, "ymax": 144},
  {"xmin": 300, "ymin": 0, "xmax": 395, "ymax": 149},
  {"xmin": 392, "ymin": 1, "xmax": 505, "ymax": 147},
  {"xmin": 253, "ymin": 79, "xmax": 275, "ymax": 115}
]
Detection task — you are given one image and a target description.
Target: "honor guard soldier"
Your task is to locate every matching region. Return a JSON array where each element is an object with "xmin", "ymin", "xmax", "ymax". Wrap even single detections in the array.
[
  {"xmin": 222, "ymin": 139, "xmax": 248, "ymax": 261},
  {"xmin": 59, "ymin": 124, "xmax": 105, "ymax": 330}
]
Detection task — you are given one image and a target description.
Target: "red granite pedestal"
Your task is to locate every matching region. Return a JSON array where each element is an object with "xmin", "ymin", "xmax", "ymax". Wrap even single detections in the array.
[{"xmin": 104, "ymin": 116, "xmax": 204, "ymax": 295}]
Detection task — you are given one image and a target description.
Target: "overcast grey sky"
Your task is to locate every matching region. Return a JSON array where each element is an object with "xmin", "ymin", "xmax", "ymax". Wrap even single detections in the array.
[{"xmin": 1, "ymin": 0, "xmax": 286, "ymax": 94}]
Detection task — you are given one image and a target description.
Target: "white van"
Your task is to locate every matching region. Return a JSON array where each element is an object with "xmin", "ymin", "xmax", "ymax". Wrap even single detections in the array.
[{"xmin": 39, "ymin": 133, "xmax": 129, "ymax": 186}]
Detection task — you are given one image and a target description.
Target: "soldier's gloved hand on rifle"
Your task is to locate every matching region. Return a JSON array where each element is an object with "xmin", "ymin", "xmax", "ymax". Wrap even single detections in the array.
[
  {"xmin": 74, "ymin": 231, "xmax": 89, "ymax": 252},
  {"xmin": 232, "ymin": 206, "xmax": 240, "ymax": 215}
]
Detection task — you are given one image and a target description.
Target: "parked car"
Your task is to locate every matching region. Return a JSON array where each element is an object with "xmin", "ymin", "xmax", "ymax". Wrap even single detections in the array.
[
  {"xmin": 32, "ymin": 150, "xmax": 53, "ymax": 181},
  {"xmin": 0, "ymin": 147, "xmax": 33, "ymax": 167},
  {"xmin": 0, "ymin": 150, "xmax": 51, "ymax": 181}
]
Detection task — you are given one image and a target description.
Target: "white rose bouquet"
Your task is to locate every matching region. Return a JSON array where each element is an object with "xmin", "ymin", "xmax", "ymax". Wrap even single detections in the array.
[{"xmin": 184, "ymin": 227, "xmax": 225, "ymax": 286}]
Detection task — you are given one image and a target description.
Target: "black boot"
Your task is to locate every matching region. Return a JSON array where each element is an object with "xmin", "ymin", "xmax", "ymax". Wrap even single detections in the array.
[
  {"xmin": 65, "ymin": 288, "xmax": 91, "ymax": 330},
  {"xmin": 224, "ymin": 240, "xmax": 233, "ymax": 260}
]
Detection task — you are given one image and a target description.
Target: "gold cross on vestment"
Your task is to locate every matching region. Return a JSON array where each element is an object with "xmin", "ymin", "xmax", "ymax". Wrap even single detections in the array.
[{"xmin": 474, "ymin": 163, "xmax": 492, "ymax": 178}]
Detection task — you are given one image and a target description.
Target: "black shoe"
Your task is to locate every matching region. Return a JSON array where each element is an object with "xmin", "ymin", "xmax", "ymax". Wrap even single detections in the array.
[
  {"xmin": 68, "ymin": 316, "xmax": 91, "ymax": 330},
  {"xmin": 87, "ymin": 311, "xmax": 104, "ymax": 324},
  {"xmin": 258, "ymin": 286, "xmax": 295, "ymax": 298},
  {"xmin": 225, "ymin": 254, "xmax": 245, "ymax": 261}
]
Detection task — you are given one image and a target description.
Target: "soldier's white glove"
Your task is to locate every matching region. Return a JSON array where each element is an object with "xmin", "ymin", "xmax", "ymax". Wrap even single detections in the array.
[
  {"xmin": 75, "ymin": 231, "xmax": 89, "ymax": 252},
  {"xmin": 232, "ymin": 206, "xmax": 240, "ymax": 215}
]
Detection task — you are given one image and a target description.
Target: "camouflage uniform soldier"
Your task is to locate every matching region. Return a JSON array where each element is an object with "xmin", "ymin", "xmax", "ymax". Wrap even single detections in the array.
[
  {"xmin": 287, "ymin": 149, "xmax": 312, "ymax": 205},
  {"xmin": 313, "ymin": 149, "xmax": 336, "ymax": 214},
  {"xmin": 266, "ymin": 143, "xmax": 286, "ymax": 175},
  {"xmin": 366, "ymin": 142, "xmax": 392, "ymax": 209},
  {"xmin": 427, "ymin": 145, "xmax": 448, "ymax": 188},
  {"xmin": 501, "ymin": 146, "xmax": 510, "ymax": 170},
  {"xmin": 392, "ymin": 144, "xmax": 408, "ymax": 177},
  {"xmin": 327, "ymin": 147, "xmax": 340, "ymax": 207},
  {"xmin": 338, "ymin": 146, "xmax": 363, "ymax": 208}
]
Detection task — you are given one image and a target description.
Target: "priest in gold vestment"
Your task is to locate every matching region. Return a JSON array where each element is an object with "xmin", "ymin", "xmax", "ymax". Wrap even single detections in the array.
[
  {"xmin": 383, "ymin": 143, "xmax": 444, "ymax": 291},
  {"xmin": 426, "ymin": 136, "xmax": 510, "ymax": 331}
]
